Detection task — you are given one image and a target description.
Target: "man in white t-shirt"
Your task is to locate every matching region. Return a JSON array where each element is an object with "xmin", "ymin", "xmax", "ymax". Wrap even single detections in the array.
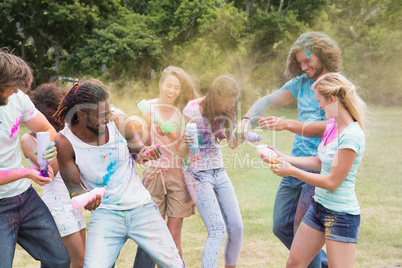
[
  {"xmin": 0, "ymin": 50, "xmax": 70, "ymax": 267},
  {"xmin": 54, "ymin": 79, "xmax": 184, "ymax": 267}
]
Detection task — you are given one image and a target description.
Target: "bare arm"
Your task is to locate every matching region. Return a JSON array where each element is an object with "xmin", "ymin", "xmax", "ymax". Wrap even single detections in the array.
[
  {"xmin": 21, "ymin": 134, "xmax": 59, "ymax": 174},
  {"xmin": 271, "ymin": 149, "xmax": 356, "ymax": 191},
  {"xmin": 244, "ymin": 88, "xmax": 295, "ymax": 125},
  {"xmin": 0, "ymin": 167, "xmax": 53, "ymax": 186},
  {"xmin": 23, "ymin": 112, "xmax": 57, "ymax": 141},
  {"xmin": 258, "ymin": 117, "xmax": 326, "ymax": 138},
  {"xmin": 112, "ymin": 113, "xmax": 161, "ymax": 162},
  {"xmin": 235, "ymin": 88, "xmax": 295, "ymax": 136},
  {"xmin": 55, "ymin": 133, "xmax": 86, "ymax": 197},
  {"xmin": 283, "ymin": 155, "xmax": 322, "ymax": 172}
]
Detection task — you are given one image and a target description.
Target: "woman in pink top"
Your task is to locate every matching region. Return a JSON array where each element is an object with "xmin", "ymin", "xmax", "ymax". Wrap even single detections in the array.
[{"xmin": 135, "ymin": 66, "xmax": 200, "ymax": 267}]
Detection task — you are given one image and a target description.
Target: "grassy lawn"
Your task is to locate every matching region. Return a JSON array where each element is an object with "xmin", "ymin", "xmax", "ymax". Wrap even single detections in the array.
[{"xmin": 13, "ymin": 106, "xmax": 401, "ymax": 267}]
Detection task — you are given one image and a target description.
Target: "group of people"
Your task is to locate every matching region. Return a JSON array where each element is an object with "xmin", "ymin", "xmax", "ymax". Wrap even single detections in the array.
[{"xmin": 0, "ymin": 31, "xmax": 366, "ymax": 268}]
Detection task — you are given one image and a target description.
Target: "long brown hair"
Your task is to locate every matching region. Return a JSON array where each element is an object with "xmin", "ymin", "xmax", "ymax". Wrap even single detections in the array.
[
  {"xmin": 202, "ymin": 75, "xmax": 240, "ymax": 143},
  {"xmin": 159, "ymin": 66, "xmax": 200, "ymax": 110},
  {"xmin": 285, "ymin": 32, "xmax": 342, "ymax": 79}
]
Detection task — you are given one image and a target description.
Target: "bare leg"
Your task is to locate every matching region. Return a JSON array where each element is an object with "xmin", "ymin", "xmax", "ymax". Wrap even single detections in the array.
[
  {"xmin": 287, "ymin": 222, "xmax": 325, "ymax": 268},
  {"xmin": 62, "ymin": 228, "xmax": 86, "ymax": 268},
  {"xmin": 326, "ymin": 240, "xmax": 356, "ymax": 268},
  {"xmin": 167, "ymin": 217, "xmax": 184, "ymax": 259}
]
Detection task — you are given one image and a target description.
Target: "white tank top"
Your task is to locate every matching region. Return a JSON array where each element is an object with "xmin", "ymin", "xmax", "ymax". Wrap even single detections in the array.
[
  {"xmin": 60, "ymin": 121, "xmax": 151, "ymax": 210},
  {"xmin": 22, "ymin": 134, "xmax": 72, "ymax": 208}
]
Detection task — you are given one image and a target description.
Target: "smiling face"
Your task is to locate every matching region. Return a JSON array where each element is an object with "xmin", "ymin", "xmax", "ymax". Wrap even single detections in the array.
[
  {"xmin": 85, "ymin": 99, "xmax": 111, "ymax": 136},
  {"xmin": 296, "ymin": 51, "xmax": 327, "ymax": 81},
  {"xmin": 160, "ymin": 75, "xmax": 181, "ymax": 105},
  {"xmin": 314, "ymin": 89, "xmax": 338, "ymax": 118},
  {"xmin": 0, "ymin": 86, "xmax": 18, "ymax": 106}
]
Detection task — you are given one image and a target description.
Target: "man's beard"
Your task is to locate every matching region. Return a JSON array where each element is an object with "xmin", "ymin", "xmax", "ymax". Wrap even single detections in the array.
[
  {"xmin": 0, "ymin": 97, "xmax": 8, "ymax": 106},
  {"xmin": 309, "ymin": 66, "xmax": 324, "ymax": 81},
  {"xmin": 86, "ymin": 125, "xmax": 105, "ymax": 137}
]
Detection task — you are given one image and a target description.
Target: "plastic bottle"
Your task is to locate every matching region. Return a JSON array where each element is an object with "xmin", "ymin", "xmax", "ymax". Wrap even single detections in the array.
[
  {"xmin": 232, "ymin": 129, "xmax": 262, "ymax": 143},
  {"xmin": 71, "ymin": 187, "xmax": 107, "ymax": 210},
  {"xmin": 37, "ymin": 132, "xmax": 50, "ymax": 176},
  {"xmin": 186, "ymin": 123, "xmax": 199, "ymax": 154},
  {"xmin": 137, "ymin": 99, "xmax": 162, "ymax": 126},
  {"xmin": 256, "ymin": 144, "xmax": 279, "ymax": 163}
]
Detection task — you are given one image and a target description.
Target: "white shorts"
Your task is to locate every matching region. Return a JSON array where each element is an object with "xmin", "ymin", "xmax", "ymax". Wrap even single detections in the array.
[{"xmin": 45, "ymin": 202, "xmax": 86, "ymax": 237}]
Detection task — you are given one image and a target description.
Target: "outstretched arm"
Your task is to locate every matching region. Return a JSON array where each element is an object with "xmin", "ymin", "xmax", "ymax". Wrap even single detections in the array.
[
  {"xmin": 112, "ymin": 113, "xmax": 161, "ymax": 162},
  {"xmin": 259, "ymin": 117, "xmax": 327, "ymax": 138},
  {"xmin": 0, "ymin": 167, "xmax": 53, "ymax": 186},
  {"xmin": 235, "ymin": 88, "xmax": 294, "ymax": 136},
  {"xmin": 244, "ymin": 88, "xmax": 295, "ymax": 125},
  {"xmin": 271, "ymin": 149, "xmax": 356, "ymax": 191}
]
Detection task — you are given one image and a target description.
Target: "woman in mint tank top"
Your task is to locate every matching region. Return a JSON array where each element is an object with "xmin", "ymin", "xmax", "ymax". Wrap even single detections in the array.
[{"xmin": 265, "ymin": 73, "xmax": 366, "ymax": 267}]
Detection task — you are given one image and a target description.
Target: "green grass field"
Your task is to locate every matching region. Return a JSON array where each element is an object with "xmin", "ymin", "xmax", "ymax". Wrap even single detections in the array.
[{"xmin": 13, "ymin": 106, "xmax": 401, "ymax": 267}]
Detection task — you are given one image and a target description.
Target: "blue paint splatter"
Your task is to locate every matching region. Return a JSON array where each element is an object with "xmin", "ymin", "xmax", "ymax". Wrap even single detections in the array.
[
  {"xmin": 305, "ymin": 50, "xmax": 311, "ymax": 58},
  {"xmin": 103, "ymin": 161, "xmax": 117, "ymax": 186}
]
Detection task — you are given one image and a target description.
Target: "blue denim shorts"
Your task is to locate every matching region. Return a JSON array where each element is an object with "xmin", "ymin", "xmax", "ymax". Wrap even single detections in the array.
[{"xmin": 303, "ymin": 200, "xmax": 360, "ymax": 243}]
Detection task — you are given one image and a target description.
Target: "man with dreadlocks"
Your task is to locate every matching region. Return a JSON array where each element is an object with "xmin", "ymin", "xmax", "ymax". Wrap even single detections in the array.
[
  {"xmin": 235, "ymin": 32, "xmax": 342, "ymax": 267},
  {"xmin": 0, "ymin": 49, "xmax": 71, "ymax": 267},
  {"xmin": 54, "ymin": 79, "xmax": 184, "ymax": 268}
]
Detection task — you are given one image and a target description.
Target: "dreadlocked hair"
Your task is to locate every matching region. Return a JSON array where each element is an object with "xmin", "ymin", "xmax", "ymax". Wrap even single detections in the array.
[
  {"xmin": 29, "ymin": 83, "xmax": 66, "ymax": 132},
  {"xmin": 202, "ymin": 75, "xmax": 240, "ymax": 143},
  {"xmin": 54, "ymin": 78, "xmax": 109, "ymax": 125}
]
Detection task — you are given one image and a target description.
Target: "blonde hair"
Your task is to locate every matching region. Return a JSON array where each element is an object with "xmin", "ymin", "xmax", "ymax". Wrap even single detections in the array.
[
  {"xmin": 313, "ymin": 73, "xmax": 366, "ymax": 129},
  {"xmin": 159, "ymin": 66, "xmax": 200, "ymax": 110},
  {"xmin": 0, "ymin": 49, "xmax": 33, "ymax": 92},
  {"xmin": 285, "ymin": 32, "xmax": 341, "ymax": 79}
]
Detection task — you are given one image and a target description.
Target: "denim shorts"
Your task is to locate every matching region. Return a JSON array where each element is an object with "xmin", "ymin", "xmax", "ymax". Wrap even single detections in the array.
[{"xmin": 303, "ymin": 200, "xmax": 360, "ymax": 243}]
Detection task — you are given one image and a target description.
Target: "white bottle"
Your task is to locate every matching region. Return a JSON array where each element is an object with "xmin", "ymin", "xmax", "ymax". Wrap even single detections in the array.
[
  {"xmin": 232, "ymin": 129, "xmax": 262, "ymax": 142},
  {"xmin": 137, "ymin": 99, "xmax": 162, "ymax": 126},
  {"xmin": 37, "ymin": 132, "xmax": 50, "ymax": 176},
  {"xmin": 256, "ymin": 144, "xmax": 279, "ymax": 163},
  {"xmin": 71, "ymin": 187, "xmax": 107, "ymax": 210},
  {"xmin": 186, "ymin": 123, "xmax": 199, "ymax": 154}
]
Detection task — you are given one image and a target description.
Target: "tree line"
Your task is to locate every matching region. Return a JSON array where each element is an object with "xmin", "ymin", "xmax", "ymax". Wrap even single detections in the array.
[{"xmin": 1, "ymin": 0, "xmax": 401, "ymax": 105}]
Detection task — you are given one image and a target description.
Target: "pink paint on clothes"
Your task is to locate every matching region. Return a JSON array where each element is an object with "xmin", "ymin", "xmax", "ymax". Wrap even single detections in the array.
[
  {"xmin": 10, "ymin": 113, "xmax": 23, "ymax": 138},
  {"xmin": 322, "ymin": 118, "xmax": 338, "ymax": 146}
]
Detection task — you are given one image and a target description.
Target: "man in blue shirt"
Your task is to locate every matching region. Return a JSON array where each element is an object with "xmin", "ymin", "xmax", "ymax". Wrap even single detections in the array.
[{"xmin": 236, "ymin": 32, "xmax": 342, "ymax": 267}]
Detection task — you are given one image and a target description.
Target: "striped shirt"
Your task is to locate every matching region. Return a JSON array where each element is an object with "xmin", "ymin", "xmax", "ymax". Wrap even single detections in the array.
[{"xmin": 314, "ymin": 118, "xmax": 365, "ymax": 215}]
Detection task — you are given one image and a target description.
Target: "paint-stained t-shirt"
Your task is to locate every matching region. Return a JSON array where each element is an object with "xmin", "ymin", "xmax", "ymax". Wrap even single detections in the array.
[
  {"xmin": 315, "ymin": 119, "xmax": 365, "ymax": 215},
  {"xmin": 285, "ymin": 74, "xmax": 325, "ymax": 157},
  {"xmin": 60, "ymin": 121, "xmax": 151, "ymax": 210},
  {"xmin": 183, "ymin": 99, "xmax": 224, "ymax": 171},
  {"xmin": 0, "ymin": 90, "xmax": 38, "ymax": 198}
]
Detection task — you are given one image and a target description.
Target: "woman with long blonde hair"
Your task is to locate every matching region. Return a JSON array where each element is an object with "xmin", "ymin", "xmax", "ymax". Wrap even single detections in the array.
[{"xmin": 267, "ymin": 73, "xmax": 366, "ymax": 267}]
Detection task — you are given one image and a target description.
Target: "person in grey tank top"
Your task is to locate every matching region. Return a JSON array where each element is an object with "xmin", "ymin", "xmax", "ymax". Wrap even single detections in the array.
[{"xmin": 54, "ymin": 79, "xmax": 184, "ymax": 268}]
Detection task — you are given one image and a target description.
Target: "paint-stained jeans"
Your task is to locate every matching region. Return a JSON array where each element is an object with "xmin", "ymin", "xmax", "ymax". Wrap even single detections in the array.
[
  {"xmin": 0, "ymin": 186, "xmax": 70, "ymax": 268},
  {"xmin": 273, "ymin": 176, "xmax": 328, "ymax": 268},
  {"xmin": 84, "ymin": 202, "xmax": 183, "ymax": 268},
  {"xmin": 303, "ymin": 200, "xmax": 360, "ymax": 243},
  {"xmin": 184, "ymin": 168, "xmax": 243, "ymax": 268}
]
